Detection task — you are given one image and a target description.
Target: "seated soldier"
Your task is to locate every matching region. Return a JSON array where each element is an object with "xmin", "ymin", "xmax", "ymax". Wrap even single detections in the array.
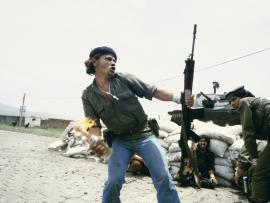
[
  {"xmin": 196, "ymin": 136, "xmax": 218, "ymax": 189},
  {"xmin": 179, "ymin": 136, "xmax": 218, "ymax": 189}
]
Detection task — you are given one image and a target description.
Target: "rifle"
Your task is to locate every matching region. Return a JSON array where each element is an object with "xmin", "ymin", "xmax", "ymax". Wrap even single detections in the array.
[{"xmin": 178, "ymin": 24, "xmax": 203, "ymax": 188}]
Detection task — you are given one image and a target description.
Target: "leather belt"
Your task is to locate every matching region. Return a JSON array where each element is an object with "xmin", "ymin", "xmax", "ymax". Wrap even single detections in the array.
[
  {"xmin": 112, "ymin": 129, "xmax": 152, "ymax": 137},
  {"xmin": 111, "ymin": 120, "xmax": 151, "ymax": 136}
]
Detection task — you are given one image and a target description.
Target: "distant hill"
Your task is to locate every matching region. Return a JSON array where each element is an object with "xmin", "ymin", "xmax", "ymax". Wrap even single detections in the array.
[{"xmin": 0, "ymin": 102, "xmax": 74, "ymax": 120}]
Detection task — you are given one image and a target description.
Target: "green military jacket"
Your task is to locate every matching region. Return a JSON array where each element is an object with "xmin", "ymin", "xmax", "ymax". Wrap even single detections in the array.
[
  {"xmin": 81, "ymin": 72, "xmax": 157, "ymax": 135},
  {"xmin": 239, "ymin": 97, "xmax": 270, "ymax": 159}
]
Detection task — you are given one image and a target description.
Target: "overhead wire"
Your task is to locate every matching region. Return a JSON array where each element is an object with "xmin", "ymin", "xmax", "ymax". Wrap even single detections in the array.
[
  {"xmin": 27, "ymin": 47, "xmax": 270, "ymax": 99},
  {"xmin": 150, "ymin": 47, "xmax": 270, "ymax": 84},
  {"xmin": 196, "ymin": 47, "xmax": 270, "ymax": 72}
]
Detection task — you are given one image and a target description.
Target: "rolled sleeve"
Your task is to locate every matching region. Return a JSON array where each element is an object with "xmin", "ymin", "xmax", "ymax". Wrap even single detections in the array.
[
  {"xmin": 81, "ymin": 90, "xmax": 102, "ymax": 128},
  {"xmin": 122, "ymin": 73, "xmax": 157, "ymax": 100}
]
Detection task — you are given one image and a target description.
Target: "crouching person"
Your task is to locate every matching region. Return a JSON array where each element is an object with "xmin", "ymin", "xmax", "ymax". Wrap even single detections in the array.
[{"xmin": 226, "ymin": 86, "xmax": 270, "ymax": 203}]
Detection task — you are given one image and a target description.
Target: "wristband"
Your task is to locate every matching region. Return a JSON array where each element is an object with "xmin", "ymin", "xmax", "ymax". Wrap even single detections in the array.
[{"xmin": 172, "ymin": 94, "xmax": 181, "ymax": 104}]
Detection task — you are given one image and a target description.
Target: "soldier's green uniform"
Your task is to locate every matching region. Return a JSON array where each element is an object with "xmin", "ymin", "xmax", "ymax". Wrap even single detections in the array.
[{"xmin": 238, "ymin": 97, "xmax": 270, "ymax": 203}]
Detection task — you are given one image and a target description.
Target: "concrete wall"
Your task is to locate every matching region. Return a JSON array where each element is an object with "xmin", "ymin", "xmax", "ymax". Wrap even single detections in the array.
[
  {"xmin": 24, "ymin": 117, "xmax": 41, "ymax": 127},
  {"xmin": 0, "ymin": 115, "xmax": 72, "ymax": 129},
  {"xmin": 40, "ymin": 118, "xmax": 72, "ymax": 129},
  {"xmin": 0, "ymin": 115, "xmax": 20, "ymax": 126}
]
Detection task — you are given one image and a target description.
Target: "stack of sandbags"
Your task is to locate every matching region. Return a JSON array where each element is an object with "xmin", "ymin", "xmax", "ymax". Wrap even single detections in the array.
[
  {"xmin": 48, "ymin": 120, "xmax": 110, "ymax": 162},
  {"xmin": 167, "ymin": 143, "xmax": 182, "ymax": 176},
  {"xmin": 192, "ymin": 119, "xmax": 239, "ymax": 145},
  {"xmin": 48, "ymin": 121, "xmax": 92, "ymax": 158},
  {"xmin": 50, "ymin": 117, "xmax": 267, "ymax": 189},
  {"xmin": 192, "ymin": 119, "xmax": 242, "ymax": 186},
  {"xmin": 156, "ymin": 118, "xmax": 242, "ymax": 183},
  {"xmin": 48, "ymin": 121, "xmax": 75, "ymax": 151},
  {"xmin": 228, "ymin": 139, "xmax": 268, "ymax": 163},
  {"xmin": 217, "ymin": 139, "xmax": 266, "ymax": 186},
  {"xmin": 226, "ymin": 138, "xmax": 244, "ymax": 162},
  {"xmin": 192, "ymin": 120, "xmax": 241, "ymax": 160},
  {"xmin": 157, "ymin": 120, "xmax": 182, "ymax": 177}
]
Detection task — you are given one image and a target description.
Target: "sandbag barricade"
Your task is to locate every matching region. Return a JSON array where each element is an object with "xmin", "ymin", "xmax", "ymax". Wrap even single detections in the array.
[{"xmin": 49, "ymin": 118, "xmax": 266, "ymax": 188}]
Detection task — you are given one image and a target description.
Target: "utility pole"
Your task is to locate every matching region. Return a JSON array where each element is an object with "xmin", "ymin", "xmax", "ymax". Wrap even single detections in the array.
[{"xmin": 19, "ymin": 93, "xmax": 26, "ymax": 126}]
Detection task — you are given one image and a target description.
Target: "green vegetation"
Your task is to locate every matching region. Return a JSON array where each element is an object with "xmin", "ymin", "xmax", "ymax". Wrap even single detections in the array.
[{"xmin": 0, "ymin": 123, "xmax": 63, "ymax": 138}]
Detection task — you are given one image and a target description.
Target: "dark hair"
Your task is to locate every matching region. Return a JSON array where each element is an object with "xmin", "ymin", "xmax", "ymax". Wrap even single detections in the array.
[
  {"xmin": 197, "ymin": 135, "xmax": 210, "ymax": 150},
  {"xmin": 84, "ymin": 54, "xmax": 101, "ymax": 75},
  {"xmin": 85, "ymin": 46, "xmax": 117, "ymax": 75}
]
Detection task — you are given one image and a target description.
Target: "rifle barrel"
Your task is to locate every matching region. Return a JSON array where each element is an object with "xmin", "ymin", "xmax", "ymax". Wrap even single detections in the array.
[{"xmin": 191, "ymin": 24, "xmax": 197, "ymax": 60}]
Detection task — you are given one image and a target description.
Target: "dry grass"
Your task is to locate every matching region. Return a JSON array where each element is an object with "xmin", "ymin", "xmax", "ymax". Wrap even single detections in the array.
[{"xmin": 0, "ymin": 123, "xmax": 64, "ymax": 138}]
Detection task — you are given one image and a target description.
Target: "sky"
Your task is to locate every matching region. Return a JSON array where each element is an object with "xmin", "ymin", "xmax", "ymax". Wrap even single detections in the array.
[{"xmin": 0, "ymin": 0, "xmax": 270, "ymax": 120}]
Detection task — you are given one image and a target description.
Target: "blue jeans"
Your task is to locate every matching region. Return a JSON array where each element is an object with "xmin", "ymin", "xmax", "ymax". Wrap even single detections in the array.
[{"xmin": 102, "ymin": 134, "xmax": 180, "ymax": 203}]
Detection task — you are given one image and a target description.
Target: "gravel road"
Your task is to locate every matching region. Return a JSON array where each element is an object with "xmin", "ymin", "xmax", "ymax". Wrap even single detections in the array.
[{"xmin": 0, "ymin": 130, "xmax": 247, "ymax": 203}]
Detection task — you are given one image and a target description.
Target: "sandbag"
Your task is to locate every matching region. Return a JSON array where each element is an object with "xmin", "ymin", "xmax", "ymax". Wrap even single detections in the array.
[
  {"xmin": 227, "ymin": 140, "xmax": 267, "ymax": 162},
  {"xmin": 63, "ymin": 146, "xmax": 89, "ymax": 157},
  {"xmin": 223, "ymin": 149, "xmax": 239, "ymax": 162},
  {"xmin": 156, "ymin": 138, "xmax": 169, "ymax": 150},
  {"xmin": 170, "ymin": 161, "xmax": 181, "ymax": 167},
  {"xmin": 164, "ymin": 134, "xmax": 179, "ymax": 145},
  {"xmin": 158, "ymin": 120, "xmax": 179, "ymax": 133},
  {"xmin": 215, "ymin": 157, "xmax": 232, "ymax": 167},
  {"xmin": 193, "ymin": 119, "xmax": 236, "ymax": 144},
  {"xmin": 224, "ymin": 124, "xmax": 242, "ymax": 137},
  {"xmin": 229, "ymin": 139, "xmax": 244, "ymax": 151},
  {"xmin": 216, "ymin": 176, "xmax": 232, "ymax": 187},
  {"xmin": 59, "ymin": 121, "xmax": 75, "ymax": 139},
  {"xmin": 214, "ymin": 165, "xmax": 234, "ymax": 181},
  {"xmin": 48, "ymin": 140, "xmax": 67, "ymax": 151},
  {"xmin": 169, "ymin": 166, "xmax": 180, "ymax": 176},
  {"xmin": 223, "ymin": 149, "xmax": 230, "ymax": 159},
  {"xmin": 168, "ymin": 127, "xmax": 181, "ymax": 136},
  {"xmin": 166, "ymin": 152, "xmax": 182, "ymax": 163},
  {"xmin": 159, "ymin": 130, "xmax": 169, "ymax": 139},
  {"xmin": 168, "ymin": 143, "xmax": 181, "ymax": 153},
  {"xmin": 209, "ymin": 139, "xmax": 229, "ymax": 157}
]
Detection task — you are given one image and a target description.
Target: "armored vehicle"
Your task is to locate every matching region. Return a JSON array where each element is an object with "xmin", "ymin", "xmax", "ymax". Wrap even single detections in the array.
[{"xmin": 169, "ymin": 82, "xmax": 240, "ymax": 126}]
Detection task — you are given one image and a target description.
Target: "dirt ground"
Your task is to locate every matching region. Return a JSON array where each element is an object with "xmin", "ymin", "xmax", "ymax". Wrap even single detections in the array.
[{"xmin": 0, "ymin": 130, "xmax": 248, "ymax": 203}]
